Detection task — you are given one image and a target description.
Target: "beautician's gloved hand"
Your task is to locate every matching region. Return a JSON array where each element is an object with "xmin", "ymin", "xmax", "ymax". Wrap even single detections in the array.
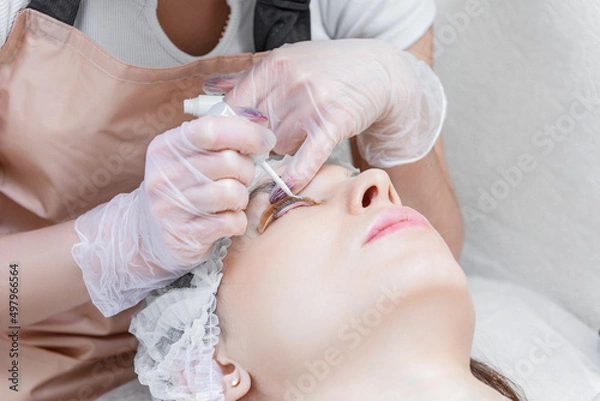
[
  {"xmin": 72, "ymin": 114, "xmax": 275, "ymax": 317},
  {"xmin": 203, "ymin": 39, "xmax": 446, "ymax": 192}
]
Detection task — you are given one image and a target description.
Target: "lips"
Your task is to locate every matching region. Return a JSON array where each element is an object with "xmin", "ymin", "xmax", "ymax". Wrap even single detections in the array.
[{"xmin": 364, "ymin": 206, "xmax": 431, "ymax": 245}]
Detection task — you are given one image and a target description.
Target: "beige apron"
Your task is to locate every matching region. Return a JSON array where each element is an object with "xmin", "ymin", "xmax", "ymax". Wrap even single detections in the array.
[{"xmin": 0, "ymin": 9, "xmax": 263, "ymax": 400}]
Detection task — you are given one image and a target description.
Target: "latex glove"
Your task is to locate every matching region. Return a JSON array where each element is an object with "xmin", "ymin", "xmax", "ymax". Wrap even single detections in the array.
[
  {"xmin": 203, "ymin": 39, "xmax": 446, "ymax": 192},
  {"xmin": 72, "ymin": 112, "xmax": 275, "ymax": 317}
]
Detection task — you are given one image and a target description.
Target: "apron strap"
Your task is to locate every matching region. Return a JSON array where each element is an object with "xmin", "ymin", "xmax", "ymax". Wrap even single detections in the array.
[
  {"xmin": 27, "ymin": 0, "xmax": 82, "ymax": 26},
  {"xmin": 254, "ymin": 0, "xmax": 311, "ymax": 52}
]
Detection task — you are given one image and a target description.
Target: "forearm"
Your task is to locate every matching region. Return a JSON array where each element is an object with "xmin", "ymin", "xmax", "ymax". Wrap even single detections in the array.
[{"xmin": 0, "ymin": 220, "xmax": 91, "ymax": 327}]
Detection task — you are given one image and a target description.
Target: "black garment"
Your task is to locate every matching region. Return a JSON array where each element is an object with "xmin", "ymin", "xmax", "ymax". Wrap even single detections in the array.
[
  {"xmin": 254, "ymin": 0, "xmax": 311, "ymax": 51},
  {"xmin": 27, "ymin": 0, "xmax": 81, "ymax": 25}
]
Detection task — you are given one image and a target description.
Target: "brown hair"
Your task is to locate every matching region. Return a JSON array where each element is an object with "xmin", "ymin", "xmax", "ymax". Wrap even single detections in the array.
[
  {"xmin": 239, "ymin": 358, "xmax": 525, "ymax": 400},
  {"xmin": 471, "ymin": 358, "xmax": 526, "ymax": 400}
]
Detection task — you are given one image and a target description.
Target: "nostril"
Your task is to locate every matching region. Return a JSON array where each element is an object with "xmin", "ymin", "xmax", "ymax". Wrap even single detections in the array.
[{"xmin": 362, "ymin": 185, "xmax": 378, "ymax": 208}]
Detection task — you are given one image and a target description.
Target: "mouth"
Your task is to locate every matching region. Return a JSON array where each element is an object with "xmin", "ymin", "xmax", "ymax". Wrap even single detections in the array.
[{"xmin": 364, "ymin": 206, "xmax": 431, "ymax": 245}]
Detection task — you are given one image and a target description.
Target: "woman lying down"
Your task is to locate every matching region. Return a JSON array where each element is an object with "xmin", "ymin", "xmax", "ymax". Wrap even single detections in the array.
[
  {"xmin": 126, "ymin": 158, "xmax": 532, "ymax": 401},
  {"xmin": 124, "ymin": 161, "xmax": 600, "ymax": 401}
]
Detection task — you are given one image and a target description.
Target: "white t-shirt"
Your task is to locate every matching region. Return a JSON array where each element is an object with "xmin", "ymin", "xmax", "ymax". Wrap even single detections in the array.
[
  {"xmin": 0, "ymin": 0, "xmax": 27, "ymax": 45},
  {"xmin": 0, "ymin": 0, "xmax": 435, "ymax": 67}
]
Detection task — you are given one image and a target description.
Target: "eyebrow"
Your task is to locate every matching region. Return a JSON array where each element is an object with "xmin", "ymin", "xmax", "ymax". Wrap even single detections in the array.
[
  {"xmin": 249, "ymin": 180, "xmax": 277, "ymax": 202},
  {"xmin": 248, "ymin": 166, "xmax": 359, "ymax": 202}
]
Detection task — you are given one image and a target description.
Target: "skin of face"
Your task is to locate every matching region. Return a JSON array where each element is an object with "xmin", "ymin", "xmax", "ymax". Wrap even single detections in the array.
[{"xmin": 216, "ymin": 164, "xmax": 474, "ymax": 399}]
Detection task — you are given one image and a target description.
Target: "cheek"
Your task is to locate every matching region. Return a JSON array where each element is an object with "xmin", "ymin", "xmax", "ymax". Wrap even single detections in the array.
[{"xmin": 221, "ymin": 217, "xmax": 355, "ymax": 366}]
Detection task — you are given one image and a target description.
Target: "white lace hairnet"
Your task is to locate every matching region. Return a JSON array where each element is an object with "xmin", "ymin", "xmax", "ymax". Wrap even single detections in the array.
[
  {"xmin": 129, "ymin": 155, "xmax": 356, "ymax": 400},
  {"xmin": 130, "ymin": 236, "xmax": 229, "ymax": 401}
]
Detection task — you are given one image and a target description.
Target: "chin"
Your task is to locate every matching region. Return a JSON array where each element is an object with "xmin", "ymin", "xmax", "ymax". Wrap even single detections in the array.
[{"xmin": 364, "ymin": 233, "xmax": 467, "ymax": 302}]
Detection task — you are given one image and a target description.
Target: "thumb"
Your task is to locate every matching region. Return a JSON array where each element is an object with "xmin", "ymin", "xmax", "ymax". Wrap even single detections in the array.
[
  {"xmin": 280, "ymin": 134, "xmax": 335, "ymax": 193},
  {"xmin": 203, "ymin": 71, "xmax": 245, "ymax": 95}
]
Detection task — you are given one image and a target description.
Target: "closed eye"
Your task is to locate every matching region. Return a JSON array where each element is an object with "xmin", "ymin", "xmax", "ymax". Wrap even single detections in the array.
[{"xmin": 257, "ymin": 196, "xmax": 319, "ymax": 234}]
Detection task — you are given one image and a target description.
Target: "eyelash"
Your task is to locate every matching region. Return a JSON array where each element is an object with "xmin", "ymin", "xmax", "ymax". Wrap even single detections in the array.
[{"xmin": 257, "ymin": 196, "xmax": 319, "ymax": 234}]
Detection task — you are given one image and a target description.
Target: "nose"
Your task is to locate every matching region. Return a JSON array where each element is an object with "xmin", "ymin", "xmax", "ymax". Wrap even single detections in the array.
[{"xmin": 347, "ymin": 168, "xmax": 401, "ymax": 214}]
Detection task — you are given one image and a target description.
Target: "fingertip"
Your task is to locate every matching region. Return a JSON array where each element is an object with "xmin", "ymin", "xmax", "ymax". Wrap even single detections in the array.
[
  {"xmin": 203, "ymin": 72, "xmax": 242, "ymax": 95},
  {"xmin": 231, "ymin": 211, "xmax": 248, "ymax": 236},
  {"xmin": 237, "ymin": 154, "xmax": 258, "ymax": 187},
  {"xmin": 213, "ymin": 211, "xmax": 248, "ymax": 238},
  {"xmin": 232, "ymin": 107, "xmax": 268, "ymax": 123},
  {"xmin": 281, "ymin": 145, "xmax": 326, "ymax": 193},
  {"xmin": 280, "ymin": 168, "xmax": 308, "ymax": 194},
  {"xmin": 223, "ymin": 178, "xmax": 250, "ymax": 211},
  {"xmin": 263, "ymin": 129, "xmax": 277, "ymax": 152}
]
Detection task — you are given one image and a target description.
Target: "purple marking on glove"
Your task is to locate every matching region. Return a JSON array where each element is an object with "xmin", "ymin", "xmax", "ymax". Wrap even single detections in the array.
[
  {"xmin": 233, "ymin": 107, "xmax": 268, "ymax": 122},
  {"xmin": 203, "ymin": 73, "xmax": 240, "ymax": 94}
]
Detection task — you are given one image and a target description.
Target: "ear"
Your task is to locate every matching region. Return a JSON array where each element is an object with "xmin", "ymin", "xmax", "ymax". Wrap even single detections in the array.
[{"xmin": 214, "ymin": 344, "xmax": 251, "ymax": 401}]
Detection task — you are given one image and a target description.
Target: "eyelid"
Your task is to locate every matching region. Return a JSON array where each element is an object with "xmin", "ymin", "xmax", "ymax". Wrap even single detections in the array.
[{"xmin": 257, "ymin": 196, "xmax": 319, "ymax": 234}]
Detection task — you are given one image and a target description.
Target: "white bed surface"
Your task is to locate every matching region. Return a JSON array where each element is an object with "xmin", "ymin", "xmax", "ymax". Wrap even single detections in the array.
[{"xmin": 469, "ymin": 275, "xmax": 600, "ymax": 400}]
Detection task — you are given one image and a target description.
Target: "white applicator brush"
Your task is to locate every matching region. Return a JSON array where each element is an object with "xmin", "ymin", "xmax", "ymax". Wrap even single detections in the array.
[{"xmin": 184, "ymin": 95, "xmax": 299, "ymax": 199}]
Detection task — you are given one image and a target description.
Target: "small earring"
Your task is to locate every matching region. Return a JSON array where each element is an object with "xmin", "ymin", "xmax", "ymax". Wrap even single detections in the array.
[{"xmin": 231, "ymin": 376, "xmax": 240, "ymax": 387}]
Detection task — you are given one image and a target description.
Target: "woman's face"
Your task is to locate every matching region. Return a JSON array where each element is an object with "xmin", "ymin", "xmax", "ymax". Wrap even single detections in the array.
[{"xmin": 216, "ymin": 164, "xmax": 472, "ymax": 393}]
